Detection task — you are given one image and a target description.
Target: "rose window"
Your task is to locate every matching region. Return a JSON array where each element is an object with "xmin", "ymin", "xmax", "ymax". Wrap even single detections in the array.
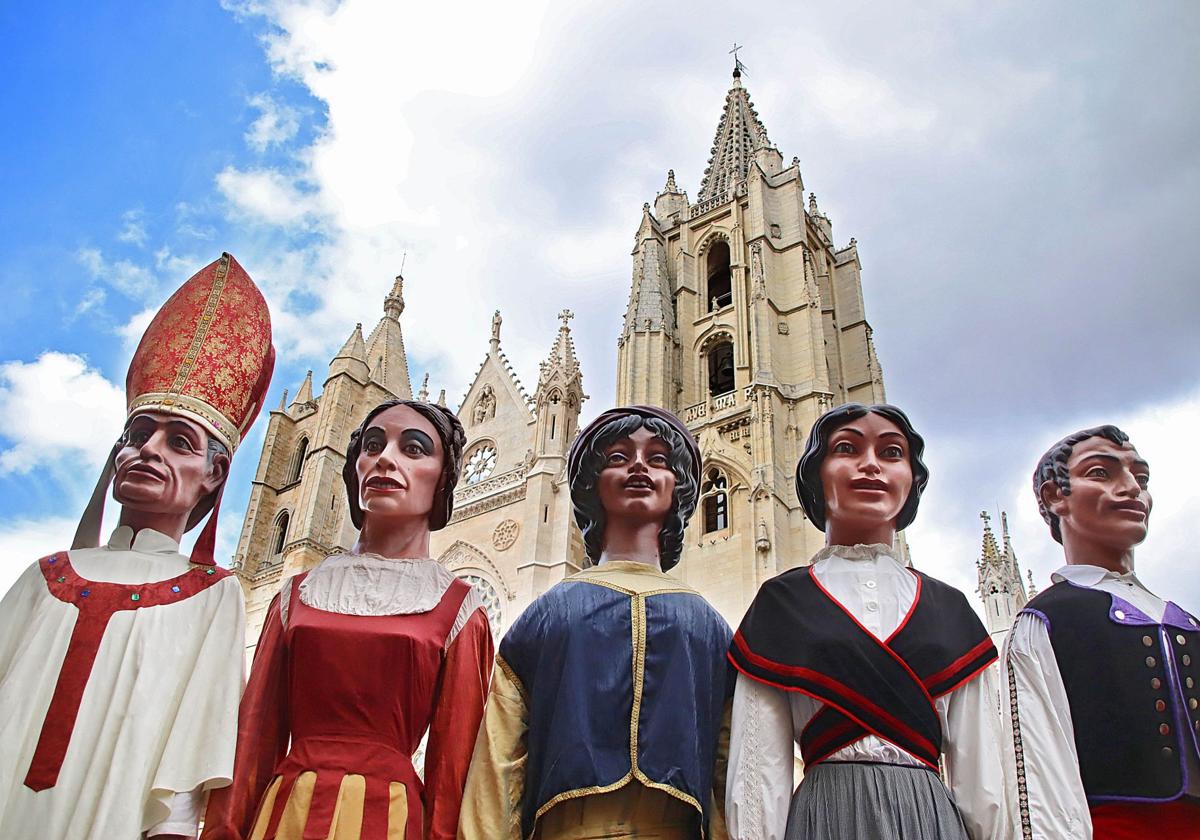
[
  {"xmin": 464, "ymin": 444, "xmax": 497, "ymax": 485},
  {"xmin": 459, "ymin": 573, "xmax": 503, "ymax": 636}
]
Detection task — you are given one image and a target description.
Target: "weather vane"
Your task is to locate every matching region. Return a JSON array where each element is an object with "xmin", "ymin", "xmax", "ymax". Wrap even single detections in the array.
[{"xmin": 729, "ymin": 42, "xmax": 748, "ymax": 76}]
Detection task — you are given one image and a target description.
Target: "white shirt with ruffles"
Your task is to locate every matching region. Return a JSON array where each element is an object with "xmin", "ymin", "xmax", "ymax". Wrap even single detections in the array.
[{"xmin": 725, "ymin": 544, "xmax": 1008, "ymax": 840}]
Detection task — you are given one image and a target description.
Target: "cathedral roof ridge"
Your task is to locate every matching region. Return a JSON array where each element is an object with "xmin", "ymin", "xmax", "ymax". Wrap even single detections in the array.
[{"xmin": 697, "ymin": 69, "xmax": 773, "ymax": 202}]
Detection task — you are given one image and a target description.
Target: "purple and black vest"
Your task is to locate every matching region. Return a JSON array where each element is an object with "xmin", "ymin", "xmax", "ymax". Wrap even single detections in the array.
[{"xmin": 1021, "ymin": 582, "xmax": 1200, "ymax": 803}]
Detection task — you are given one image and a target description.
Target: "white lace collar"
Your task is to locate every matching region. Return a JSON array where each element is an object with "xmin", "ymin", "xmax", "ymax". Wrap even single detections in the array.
[
  {"xmin": 298, "ymin": 553, "xmax": 457, "ymax": 616},
  {"xmin": 811, "ymin": 543, "xmax": 898, "ymax": 563}
]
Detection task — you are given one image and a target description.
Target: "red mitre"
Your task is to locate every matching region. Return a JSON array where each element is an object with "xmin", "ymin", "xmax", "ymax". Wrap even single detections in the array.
[{"xmin": 73, "ymin": 253, "xmax": 276, "ymax": 565}]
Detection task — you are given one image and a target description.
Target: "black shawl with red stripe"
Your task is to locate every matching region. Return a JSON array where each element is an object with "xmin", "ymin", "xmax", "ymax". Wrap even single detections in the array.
[{"xmin": 728, "ymin": 565, "xmax": 996, "ymax": 769}]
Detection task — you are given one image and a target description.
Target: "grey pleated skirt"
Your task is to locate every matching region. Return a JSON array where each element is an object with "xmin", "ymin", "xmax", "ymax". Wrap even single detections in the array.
[{"xmin": 785, "ymin": 761, "xmax": 969, "ymax": 840}]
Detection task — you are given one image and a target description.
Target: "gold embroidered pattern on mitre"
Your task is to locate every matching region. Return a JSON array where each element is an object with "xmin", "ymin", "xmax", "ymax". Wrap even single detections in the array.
[{"xmin": 126, "ymin": 253, "xmax": 272, "ymax": 452}]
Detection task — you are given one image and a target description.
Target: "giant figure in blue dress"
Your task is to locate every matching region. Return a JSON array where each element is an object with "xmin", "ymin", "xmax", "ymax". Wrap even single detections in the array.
[{"xmin": 459, "ymin": 405, "xmax": 733, "ymax": 840}]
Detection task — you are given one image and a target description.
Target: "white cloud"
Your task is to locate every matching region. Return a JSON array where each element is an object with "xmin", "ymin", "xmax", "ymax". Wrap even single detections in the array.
[
  {"xmin": 0, "ymin": 515, "xmax": 79, "ymax": 598},
  {"xmin": 117, "ymin": 208, "xmax": 149, "ymax": 247},
  {"xmin": 74, "ymin": 287, "xmax": 107, "ymax": 318},
  {"xmin": 0, "ymin": 353, "xmax": 126, "ymax": 476},
  {"xmin": 117, "ymin": 306, "xmax": 157, "ymax": 353},
  {"xmin": 76, "ymin": 247, "xmax": 157, "ymax": 298},
  {"xmin": 215, "ymin": 166, "xmax": 320, "ymax": 227},
  {"xmin": 246, "ymin": 92, "xmax": 301, "ymax": 151},
  {"xmin": 909, "ymin": 388, "xmax": 1200, "ymax": 618}
]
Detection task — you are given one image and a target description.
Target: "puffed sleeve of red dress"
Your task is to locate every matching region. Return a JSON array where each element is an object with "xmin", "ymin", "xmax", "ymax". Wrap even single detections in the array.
[
  {"xmin": 201, "ymin": 590, "xmax": 291, "ymax": 840},
  {"xmin": 424, "ymin": 603, "xmax": 494, "ymax": 840}
]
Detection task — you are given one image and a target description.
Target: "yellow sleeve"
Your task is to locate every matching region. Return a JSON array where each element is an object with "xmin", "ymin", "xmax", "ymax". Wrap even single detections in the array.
[{"xmin": 457, "ymin": 655, "xmax": 528, "ymax": 840}]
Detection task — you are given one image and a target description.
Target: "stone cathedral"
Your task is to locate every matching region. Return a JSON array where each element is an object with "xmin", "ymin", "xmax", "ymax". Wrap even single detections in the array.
[{"xmin": 232, "ymin": 66, "xmax": 891, "ymax": 649}]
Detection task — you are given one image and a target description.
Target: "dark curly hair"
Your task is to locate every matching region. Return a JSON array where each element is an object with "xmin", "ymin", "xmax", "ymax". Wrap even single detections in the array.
[
  {"xmin": 796, "ymin": 403, "xmax": 930, "ymax": 532},
  {"xmin": 1033, "ymin": 424, "xmax": 1131, "ymax": 544},
  {"xmin": 569, "ymin": 415, "xmax": 699, "ymax": 571},
  {"xmin": 342, "ymin": 399, "xmax": 467, "ymax": 531}
]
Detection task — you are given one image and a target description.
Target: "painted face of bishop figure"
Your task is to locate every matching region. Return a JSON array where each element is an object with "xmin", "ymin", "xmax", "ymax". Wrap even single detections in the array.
[
  {"xmin": 597, "ymin": 426, "xmax": 676, "ymax": 527},
  {"xmin": 1043, "ymin": 435, "xmax": 1152, "ymax": 555},
  {"xmin": 113, "ymin": 411, "xmax": 226, "ymax": 518},
  {"xmin": 356, "ymin": 404, "xmax": 445, "ymax": 526},
  {"xmin": 819, "ymin": 412, "xmax": 913, "ymax": 541}
]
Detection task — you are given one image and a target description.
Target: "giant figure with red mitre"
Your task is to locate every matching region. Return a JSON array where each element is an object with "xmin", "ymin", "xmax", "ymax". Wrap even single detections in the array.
[{"xmin": 0, "ymin": 253, "xmax": 274, "ymax": 839}]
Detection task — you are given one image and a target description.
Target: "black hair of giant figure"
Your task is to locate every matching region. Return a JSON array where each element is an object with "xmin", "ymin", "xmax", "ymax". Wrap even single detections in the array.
[
  {"xmin": 568, "ymin": 407, "xmax": 700, "ymax": 571},
  {"xmin": 1032, "ymin": 424, "xmax": 1131, "ymax": 544},
  {"xmin": 796, "ymin": 402, "xmax": 930, "ymax": 532},
  {"xmin": 342, "ymin": 399, "xmax": 467, "ymax": 530}
]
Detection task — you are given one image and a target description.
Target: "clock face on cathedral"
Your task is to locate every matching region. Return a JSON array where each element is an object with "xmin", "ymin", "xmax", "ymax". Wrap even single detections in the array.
[{"xmin": 465, "ymin": 443, "xmax": 497, "ymax": 485}]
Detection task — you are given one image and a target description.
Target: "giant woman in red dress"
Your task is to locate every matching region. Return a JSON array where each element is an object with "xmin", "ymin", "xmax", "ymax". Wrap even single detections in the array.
[{"xmin": 204, "ymin": 399, "xmax": 493, "ymax": 840}]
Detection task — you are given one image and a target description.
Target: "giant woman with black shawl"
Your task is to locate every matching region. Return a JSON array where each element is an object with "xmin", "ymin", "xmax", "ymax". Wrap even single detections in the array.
[{"xmin": 725, "ymin": 404, "xmax": 1007, "ymax": 840}]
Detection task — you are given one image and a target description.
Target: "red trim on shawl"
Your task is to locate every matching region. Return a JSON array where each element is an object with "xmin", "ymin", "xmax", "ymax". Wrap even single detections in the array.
[
  {"xmin": 807, "ymin": 568, "xmax": 938, "ymax": 709},
  {"xmin": 885, "ymin": 571, "xmax": 922, "ymax": 643},
  {"xmin": 923, "ymin": 637, "xmax": 997, "ymax": 694},
  {"xmin": 729, "ymin": 632, "xmax": 939, "ymax": 766},
  {"xmin": 24, "ymin": 551, "xmax": 230, "ymax": 791}
]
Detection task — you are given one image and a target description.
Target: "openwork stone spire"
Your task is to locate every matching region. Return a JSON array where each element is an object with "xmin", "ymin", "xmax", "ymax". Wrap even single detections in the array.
[{"xmin": 697, "ymin": 69, "xmax": 772, "ymax": 202}]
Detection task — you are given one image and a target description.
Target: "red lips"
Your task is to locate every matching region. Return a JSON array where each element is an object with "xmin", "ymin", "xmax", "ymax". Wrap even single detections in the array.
[
  {"xmin": 365, "ymin": 475, "xmax": 404, "ymax": 491},
  {"xmin": 849, "ymin": 478, "xmax": 888, "ymax": 491},
  {"xmin": 1112, "ymin": 499, "xmax": 1148, "ymax": 516},
  {"xmin": 124, "ymin": 463, "xmax": 165, "ymax": 480},
  {"xmin": 623, "ymin": 476, "xmax": 655, "ymax": 490}
]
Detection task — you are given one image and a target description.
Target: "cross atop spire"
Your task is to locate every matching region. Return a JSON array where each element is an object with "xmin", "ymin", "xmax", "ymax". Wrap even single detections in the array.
[
  {"xmin": 557, "ymin": 309, "xmax": 574, "ymax": 330},
  {"xmin": 729, "ymin": 42, "xmax": 748, "ymax": 78},
  {"xmin": 697, "ymin": 68, "xmax": 772, "ymax": 201},
  {"xmin": 978, "ymin": 510, "xmax": 1002, "ymax": 566}
]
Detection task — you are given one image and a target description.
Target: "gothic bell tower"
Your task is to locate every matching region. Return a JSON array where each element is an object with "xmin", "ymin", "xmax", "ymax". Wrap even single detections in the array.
[{"xmin": 615, "ymin": 65, "xmax": 888, "ymax": 622}]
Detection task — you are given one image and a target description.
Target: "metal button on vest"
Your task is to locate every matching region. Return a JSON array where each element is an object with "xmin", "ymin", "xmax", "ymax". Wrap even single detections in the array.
[
  {"xmin": 1163, "ymin": 746, "xmax": 1174, "ymax": 757},
  {"xmin": 1185, "ymin": 655, "xmax": 1193, "ymax": 666},
  {"xmin": 1160, "ymin": 723, "xmax": 1171, "ymax": 735},
  {"xmin": 1146, "ymin": 656, "xmax": 1157, "ymax": 667},
  {"xmin": 864, "ymin": 580, "xmax": 877, "ymax": 589},
  {"xmin": 1156, "ymin": 700, "xmax": 1167, "ymax": 712},
  {"xmin": 1143, "ymin": 635, "xmax": 1154, "ymax": 647},
  {"xmin": 1153, "ymin": 677, "xmax": 1163, "ymax": 689},
  {"xmin": 1191, "ymin": 698, "xmax": 1198, "ymax": 710},
  {"xmin": 1178, "ymin": 635, "xmax": 1187, "ymax": 645},
  {"xmin": 1115, "ymin": 610, "xmax": 1126, "ymax": 620},
  {"xmin": 1188, "ymin": 677, "xmax": 1196, "ymax": 689}
]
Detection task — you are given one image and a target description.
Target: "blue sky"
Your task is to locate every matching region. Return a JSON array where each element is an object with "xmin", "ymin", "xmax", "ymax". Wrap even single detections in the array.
[{"xmin": 1, "ymin": 0, "xmax": 1197, "ymax": 613}]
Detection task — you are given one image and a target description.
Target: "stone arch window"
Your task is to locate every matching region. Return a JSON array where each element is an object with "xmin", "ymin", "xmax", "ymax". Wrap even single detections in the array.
[
  {"xmin": 288, "ymin": 436, "xmax": 309, "ymax": 484},
  {"xmin": 464, "ymin": 440, "xmax": 498, "ymax": 485},
  {"xmin": 272, "ymin": 510, "xmax": 290, "ymax": 556},
  {"xmin": 701, "ymin": 467, "xmax": 729, "ymax": 533},
  {"xmin": 458, "ymin": 572, "xmax": 503, "ymax": 636},
  {"xmin": 706, "ymin": 240, "xmax": 732, "ymax": 312},
  {"xmin": 707, "ymin": 340, "xmax": 735, "ymax": 396}
]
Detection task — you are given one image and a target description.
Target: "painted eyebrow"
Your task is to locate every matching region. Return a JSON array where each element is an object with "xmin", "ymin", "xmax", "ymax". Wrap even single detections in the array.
[
  {"xmin": 878, "ymin": 432, "xmax": 906, "ymax": 440},
  {"xmin": 400, "ymin": 429, "xmax": 435, "ymax": 451},
  {"xmin": 833, "ymin": 427, "xmax": 865, "ymax": 438},
  {"xmin": 1080, "ymin": 453, "xmax": 1150, "ymax": 470}
]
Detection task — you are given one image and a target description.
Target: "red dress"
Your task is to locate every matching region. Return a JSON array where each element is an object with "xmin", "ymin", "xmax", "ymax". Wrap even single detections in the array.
[{"xmin": 203, "ymin": 564, "xmax": 493, "ymax": 840}]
